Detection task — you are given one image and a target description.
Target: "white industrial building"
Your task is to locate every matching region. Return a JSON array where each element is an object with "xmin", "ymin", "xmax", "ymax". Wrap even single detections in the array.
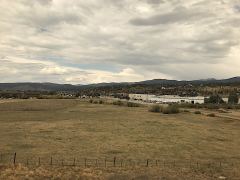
[
  {"xmin": 128, "ymin": 94, "xmax": 155, "ymax": 102},
  {"xmin": 129, "ymin": 94, "xmax": 206, "ymax": 104},
  {"xmin": 222, "ymin": 97, "xmax": 229, "ymax": 103}
]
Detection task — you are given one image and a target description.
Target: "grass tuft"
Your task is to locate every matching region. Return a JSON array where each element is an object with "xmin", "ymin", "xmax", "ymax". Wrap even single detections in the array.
[
  {"xmin": 162, "ymin": 105, "xmax": 180, "ymax": 114},
  {"xmin": 148, "ymin": 105, "xmax": 161, "ymax": 112},
  {"xmin": 127, "ymin": 102, "xmax": 141, "ymax": 107},
  {"xmin": 207, "ymin": 113, "xmax": 216, "ymax": 117},
  {"xmin": 194, "ymin": 111, "xmax": 202, "ymax": 114}
]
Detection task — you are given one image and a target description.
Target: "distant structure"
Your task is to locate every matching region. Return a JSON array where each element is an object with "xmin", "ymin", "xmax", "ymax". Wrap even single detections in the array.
[
  {"xmin": 222, "ymin": 97, "xmax": 229, "ymax": 104},
  {"xmin": 57, "ymin": 91, "xmax": 75, "ymax": 98},
  {"xmin": 129, "ymin": 94, "xmax": 206, "ymax": 104}
]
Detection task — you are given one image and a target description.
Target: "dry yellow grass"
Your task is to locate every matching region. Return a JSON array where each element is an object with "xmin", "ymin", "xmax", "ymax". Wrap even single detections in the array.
[
  {"xmin": 0, "ymin": 164, "xmax": 238, "ymax": 180},
  {"xmin": 0, "ymin": 99, "xmax": 239, "ymax": 178}
]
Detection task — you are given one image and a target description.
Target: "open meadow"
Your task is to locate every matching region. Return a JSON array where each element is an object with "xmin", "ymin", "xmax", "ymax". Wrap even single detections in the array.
[{"xmin": 0, "ymin": 99, "xmax": 240, "ymax": 179}]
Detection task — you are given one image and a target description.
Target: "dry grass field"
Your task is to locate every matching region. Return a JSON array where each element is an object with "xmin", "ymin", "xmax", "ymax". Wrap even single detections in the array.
[
  {"xmin": 1, "ymin": 164, "xmax": 239, "ymax": 180},
  {"xmin": 0, "ymin": 99, "xmax": 240, "ymax": 179}
]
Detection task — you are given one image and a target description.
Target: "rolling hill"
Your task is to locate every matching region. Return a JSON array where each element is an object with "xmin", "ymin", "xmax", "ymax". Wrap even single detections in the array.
[{"xmin": 0, "ymin": 77, "xmax": 239, "ymax": 91}]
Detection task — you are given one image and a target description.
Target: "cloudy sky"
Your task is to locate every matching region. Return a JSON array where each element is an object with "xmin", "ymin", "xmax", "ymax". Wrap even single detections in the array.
[{"xmin": 0, "ymin": 0, "xmax": 240, "ymax": 84}]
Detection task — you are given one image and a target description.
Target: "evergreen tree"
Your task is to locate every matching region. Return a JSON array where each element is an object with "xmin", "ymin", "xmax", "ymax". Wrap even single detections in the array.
[{"xmin": 228, "ymin": 93, "xmax": 239, "ymax": 104}]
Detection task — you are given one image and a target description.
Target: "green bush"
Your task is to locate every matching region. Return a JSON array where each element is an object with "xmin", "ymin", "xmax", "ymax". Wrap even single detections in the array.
[
  {"xmin": 152, "ymin": 101, "xmax": 240, "ymax": 112},
  {"xmin": 162, "ymin": 105, "xmax": 180, "ymax": 114},
  {"xmin": 228, "ymin": 93, "xmax": 239, "ymax": 104},
  {"xmin": 179, "ymin": 103, "xmax": 226, "ymax": 110},
  {"xmin": 148, "ymin": 105, "xmax": 161, "ymax": 112},
  {"xmin": 205, "ymin": 95, "xmax": 225, "ymax": 104},
  {"xmin": 207, "ymin": 113, "xmax": 216, "ymax": 117},
  {"xmin": 127, "ymin": 102, "xmax": 140, "ymax": 107},
  {"xmin": 234, "ymin": 105, "xmax": 240, "ymax": 109},
  {"xmin": 89, "ymin": 99, "xmax": 105, "ymax": 104},
  {"xmin": 148, "ymin": 104, "xmax": 180, "ymax": 114},
  {"xmin": 89, "ymin": 99, "xmax": 93, "ymax": 103},
  {"xmin": 204, "ymin": 104, "xmax": 220, "ymax": 109},
  {"xmin": 113, "ymin": 100, "xmax": 124, "ymax": 106},
  {"xmin": 180, "ymin": 103, "xmax": 196, "ymax": 108},
  {"xmin": 93, "ymin": 100, "xmax": 99, "ymax": 104},
  {"xmin": 194, "ymin": 111, "xmax": 201, "ymax": 114}
]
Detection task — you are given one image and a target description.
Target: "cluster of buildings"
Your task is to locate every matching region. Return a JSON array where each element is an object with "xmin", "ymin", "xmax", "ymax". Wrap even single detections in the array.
[{"xmin": 129, "ymin": 94, "xmax": 206, "ymax": 104}]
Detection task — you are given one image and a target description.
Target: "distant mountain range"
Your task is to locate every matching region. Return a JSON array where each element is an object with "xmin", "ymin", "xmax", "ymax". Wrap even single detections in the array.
[
  {"xmin": 0, "ymin": 77, "xmax": 240, "ymax": 91},
  {"xmin": 0, "ymin": 83, "xmax": 78, "ymax": 91},
  {"xmin": 82, "ymin": 76, "xmax": 240, "ymax": 88},
  {"xmin": 137, "ymin": 77, "xmax": 240, "ymax": 85}
]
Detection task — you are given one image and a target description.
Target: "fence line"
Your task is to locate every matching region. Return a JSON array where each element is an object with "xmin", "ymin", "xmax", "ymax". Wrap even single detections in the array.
[{"xmin": 0, "ymin": 152, "xmax": 239, "ymax": 170}]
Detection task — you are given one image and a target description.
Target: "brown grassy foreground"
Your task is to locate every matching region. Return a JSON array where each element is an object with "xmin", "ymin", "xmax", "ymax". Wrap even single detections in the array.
[
  {"xmin": 0, "ymin": 99, "xmax": 240, "ymax": 178},
  {"xmin": 0, "ymin": 164, "xmax": 238, "ymax": 180}
]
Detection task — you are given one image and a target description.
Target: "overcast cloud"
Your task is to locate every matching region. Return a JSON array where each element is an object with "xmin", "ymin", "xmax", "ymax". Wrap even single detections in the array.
[{"xmin": 0, "ymin": 0, "xmax": 240, "ymax": 84}]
